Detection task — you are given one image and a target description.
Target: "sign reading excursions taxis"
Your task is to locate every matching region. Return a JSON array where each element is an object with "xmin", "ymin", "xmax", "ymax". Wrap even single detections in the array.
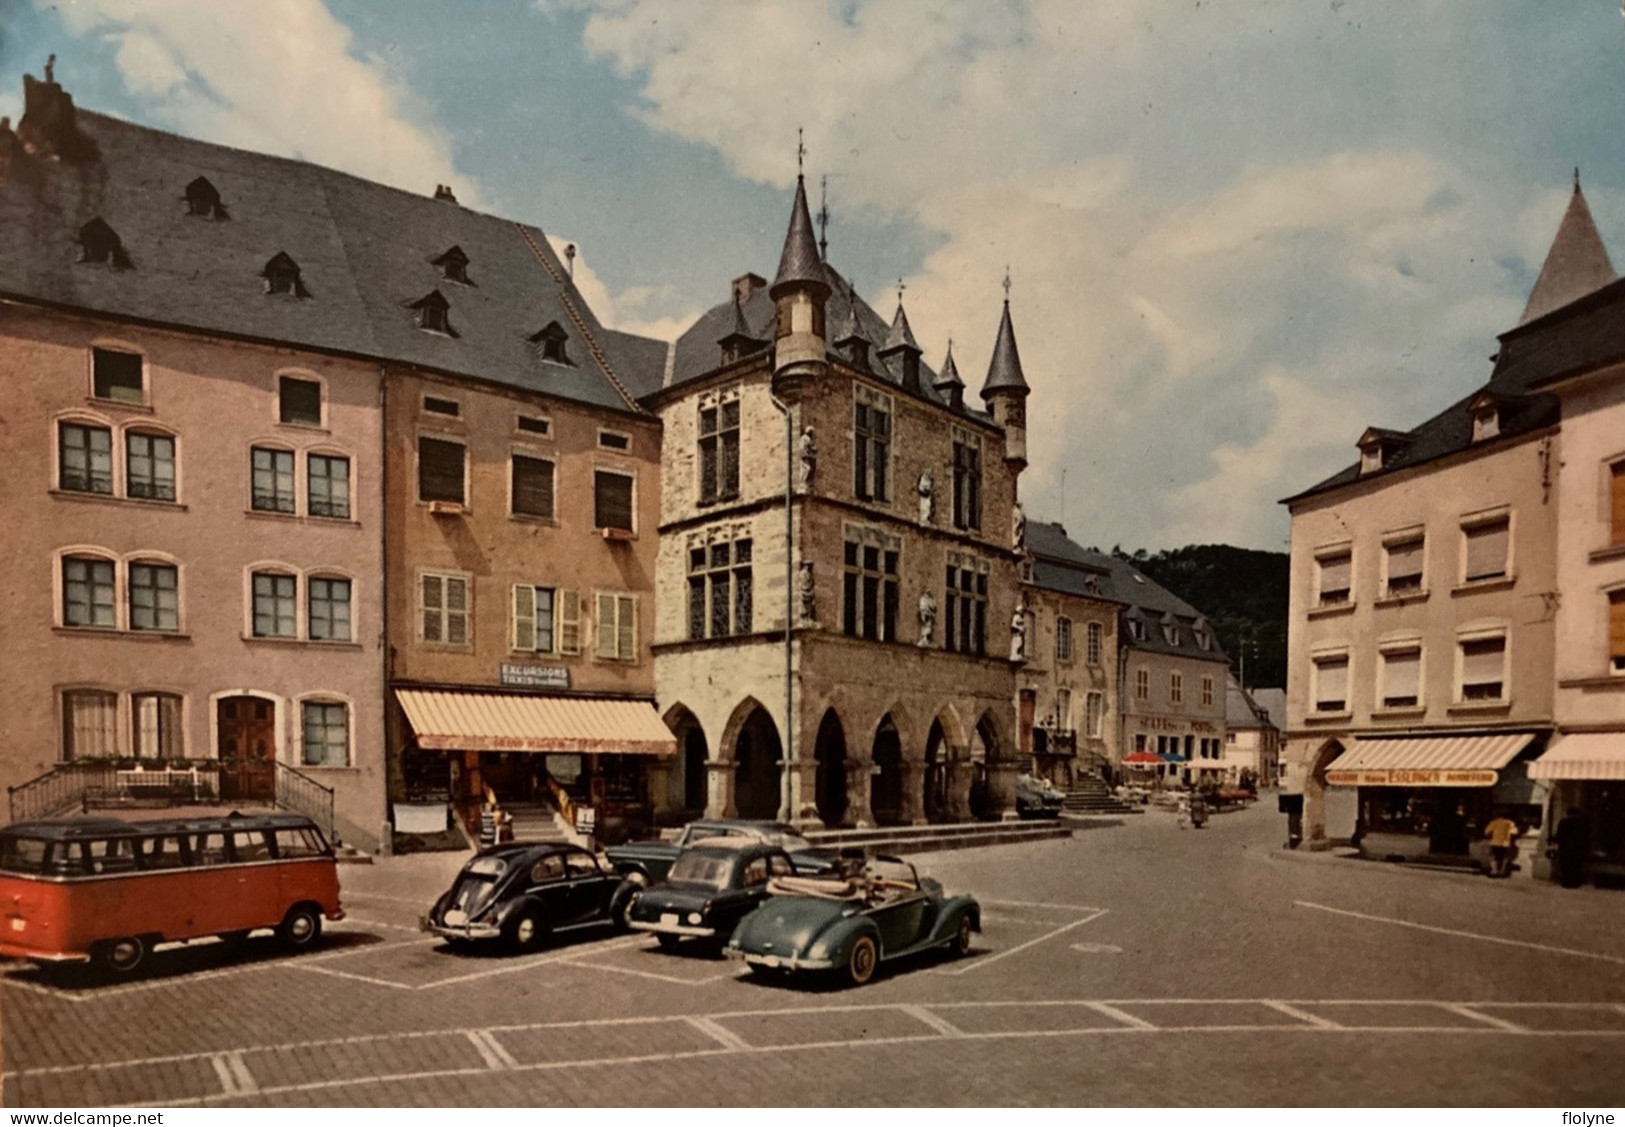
[{"xmin": 1324, "ymin": 768, "xmax": 1499, "ymax": 787}]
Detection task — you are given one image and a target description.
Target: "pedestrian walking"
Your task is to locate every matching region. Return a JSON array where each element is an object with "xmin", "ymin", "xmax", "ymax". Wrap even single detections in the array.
[
  {"xmin": 1176, "ymin": 794, "xmax": 1191, "ymax": 829},
  {"xmin": 1482, "ymin": 812, "xmax": 1519, "ymax": 878},
  {"xmin": 1553, "ymin": 807, "xmax": 1590, "ymax": 888}
]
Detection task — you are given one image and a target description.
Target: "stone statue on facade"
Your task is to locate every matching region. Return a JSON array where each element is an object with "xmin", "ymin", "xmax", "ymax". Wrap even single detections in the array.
[
  {"xmin": 1012, "ymin": 501, "xmax": 1026, "ymax": 552},
  {"xmin": 917, "ymin": 470, "xmax": 934, "ymax": 525},
  {"xmin": 797, "ymin": 426, "xmax": 817, "ymax": 491},
  {"xmin": 917, "ymin": 590, "xmax": 937, "ymax": 647},
  {"xmin": 797, "ymin": 561, "xmax": 816, "ymax": 623},
  {"xmin": 1010, "ymin": 600, "xmax": 1028, "ymax": 662}
]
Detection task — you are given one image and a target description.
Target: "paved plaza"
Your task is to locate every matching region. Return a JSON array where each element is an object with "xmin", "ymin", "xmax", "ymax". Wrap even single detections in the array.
[{"xmin": 5, "ymin": 803, "xmax": 1625, "ymax": 1106}]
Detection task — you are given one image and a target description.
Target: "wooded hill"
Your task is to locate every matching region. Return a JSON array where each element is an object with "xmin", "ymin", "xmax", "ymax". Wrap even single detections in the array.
[{"xmin": 1107, "ymin": 544, "xmax": 1289, "ymax": 691}]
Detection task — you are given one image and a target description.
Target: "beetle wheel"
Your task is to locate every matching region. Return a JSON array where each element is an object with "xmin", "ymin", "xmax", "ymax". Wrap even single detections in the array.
[
  {"xmin": 846, "ymin": 934, "xmax": 878, "ymax": 986},
  {"xmin": 952, "ymin": 913, "xmax": 974, "ymax": 958},
  {"xmin": 655, "ymin": 933, "xmax": 682, "ymax": 952},
  {"xmin": 95, "ymin": 935, "xmax": 146, "ymax": 974},
  {"xmin": 277, "ymin": 905, "xmax": 322, "ymax": 949},
  {"xmin": 507, "ymin": 912, "xmax": 546, "ymax": 952}
]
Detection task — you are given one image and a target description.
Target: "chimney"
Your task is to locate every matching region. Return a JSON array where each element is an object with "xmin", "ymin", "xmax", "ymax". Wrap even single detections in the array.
[
  {"xmin": 17, "ymin": 56, "xmax": 97, "ymax": 163},
  {"xmin": 433, "ymin": 184, "xmax": 458, "ymax": 203},
  {"xmin": 732, "ymin": 273, "xmax": 767, "ymax": 306}
]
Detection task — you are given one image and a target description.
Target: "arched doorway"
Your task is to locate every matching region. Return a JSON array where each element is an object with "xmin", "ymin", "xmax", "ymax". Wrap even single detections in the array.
[
  {"xmin": 217, "ymin": 695, "xmax": 276, "ymax": 801},
  {"xmin": 663, "ymin": 706, "xmax": 710, "ymax": 817},
  {"xmin": 872, "ymin": 715, "xmax": 903, "ymax": 826},
  {"xmin": 924, "ymin": 720, "xmax": 948, "ymax": 824},
  {"xmin": 968, "ymin": 717, "xmax": 996, "ymax": 821},
  {"xmin": 733, "ymin": 706, "xmax": 782, "ymax": 820},
  {"xmin": 814, "ymin": 710, "xmax": 848, "ymax": 827}
]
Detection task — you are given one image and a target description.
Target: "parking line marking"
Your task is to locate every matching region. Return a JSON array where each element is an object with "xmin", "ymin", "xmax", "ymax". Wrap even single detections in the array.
[
  {"xmin": 292, "ymin": 963, "xmax": 417, "ymax": 990},
  {"xmin": 1294, "ymin": 901, "xmax": 1625, "ymax": 965},
  {"xmin": 686, "ymin": 1016, "xmax": 752, "ymax": 1052},
  {"xmin": 979, "ymin": 898, "xmax": 1107, "ymax": 913},
  {"xmin": 1261, "ymin": 1000, "xmax": 1341, "ymax": 1029},
  {"xmin": 339, "ymin": 891, "xmax": 434, "ymax": 906},
  {"xmin": 337, "ymin": 916, "xmax": 426, "ymax": 934},
  {"xmin": 902, "ymin": 1004, "xmax": 965, "ymax": 1037},
  {"xmin": 464, "ymin": 1029, "xmax": 517, "ymax": 1070},
  {"xmin": 424, "ymin": 937, "xmax": 644, "ymax": 989},
  {"xmin": 208, "ymin": 1052, "xmax": 257, "ymax": 1096},
  {"xmin": 938, "ymin": 908, "xmax": 1108, "ymax": 976},
  {"xmin": 556, "ymin": 957, "xmax": 734, "ymax": 986},
  {"xmin": 1084, "ymin": 1002, "xmax": 1157, "ymax": 1029},
  {"xmin": 1438, "ymin": 1004, "xmax": 1526, "ymax": 1033}
]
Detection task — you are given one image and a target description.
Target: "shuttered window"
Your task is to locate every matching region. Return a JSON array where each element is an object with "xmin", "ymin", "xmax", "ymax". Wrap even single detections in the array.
[
  {"xmin": 1459, "ymin": 635, "xmax": 1506, "ymax": 700},
  {"xmin": 418, "ymin": 437, "xmax": 465, "ymax": 504},
  {"xmin": 1612, "ymin": 462, "xmax": 1625, "ymax": 547},
  {"xmin": 1380, "ymin": 648, "xmax": 1421, "ymax": 708},
  {"xmin": 595, "ymin": 593, "xmax": 637, "ymax": 661},
  {"xmin": 512, "ymin": 455, "xmax": 555, "ymax": 519},
  {"xmin": 1314, "ymin": 655, "xmax": 1349, "ymax": 712},
  {"xmin": 511, "ymin": 585, "xmax": 555, "ymax": 653},
  {"xmin": 420, "ymin": 572, "xmax": 469, "ymax": 645},
  {"xmin": 1385, "ymin": 536, "xmax": 1424, "ymax": 594},
  {"xmin": 1463, "ymin": 517, "xmax": 1510, "ymax": 582},
  {"xmin": 1609, "ymin": 590, "xmax": 1625, "ymax": 673},
  {"xmin": 557, "ymin": 590, "xmax": 581, "ymax": 655},
  {"xmin": 594, "ymin": 470, "xmax": 633, "ymax": 532},
  {"xmin": 1317, "ymin": 552, "xmax": 1351, "ymax": 606}
]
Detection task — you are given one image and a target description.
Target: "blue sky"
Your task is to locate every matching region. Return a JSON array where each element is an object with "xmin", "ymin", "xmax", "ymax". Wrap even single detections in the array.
[{"xmin": 5, "ymin": 1, "xmax": 1625, "ymax": 552}]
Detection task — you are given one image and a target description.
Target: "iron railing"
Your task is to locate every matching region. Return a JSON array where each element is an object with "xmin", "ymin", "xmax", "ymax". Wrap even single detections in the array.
[
  {"xmin": 271, "ymin": 762, "xmax": 336, "ymax": 842},
  {"xmin": 7, "ymin": 762, "xmax": 117, "ymax": 823}
]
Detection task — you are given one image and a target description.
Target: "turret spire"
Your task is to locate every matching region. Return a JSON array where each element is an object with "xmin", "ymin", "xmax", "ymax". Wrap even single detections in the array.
[
  {"xmin": 1520, "ymin": 172, "xmax": 1617, "ymax": 326},
  {"xmin": 981, "ymin": 283, "xmax": 1029, "ymax": 397}
]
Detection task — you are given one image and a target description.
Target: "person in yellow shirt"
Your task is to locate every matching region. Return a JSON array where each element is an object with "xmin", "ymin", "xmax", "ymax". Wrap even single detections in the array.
[{"xmin": 1483, "ymin": 813, "xmax": 1520, "ymax": 878}]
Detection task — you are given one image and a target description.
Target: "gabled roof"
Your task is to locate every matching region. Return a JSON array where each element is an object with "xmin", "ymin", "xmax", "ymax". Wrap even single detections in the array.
[
  {"xmin": 1025, "ymin": 522, "xmax": 1229, "ymax": 663},
  {"xmin": 1225, "ymin": 676, "xmax": 1275, "ymax": 729},
  {"xmin": 1520, "ymin": 179, "xmax": 1616, "ymax": 327},
  {"xmin": 0, "ymin": 103, "xmax": 665, "ymax": 414}
]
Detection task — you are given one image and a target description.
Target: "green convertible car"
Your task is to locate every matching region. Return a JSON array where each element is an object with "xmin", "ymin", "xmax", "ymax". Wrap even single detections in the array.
[{"xmin": 724, "ymin": 855, "xmax": 980, "ymax": 986}]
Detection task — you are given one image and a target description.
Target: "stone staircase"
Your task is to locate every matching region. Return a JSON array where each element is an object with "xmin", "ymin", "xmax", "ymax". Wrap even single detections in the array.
[
  {"xmin": 501, "ymin": 801, "xmax": 571, "ymax": 844},
  {"xmin": 804, "ymin": 819, "xmax": 1072, "ymax": 856},
  {"xmin": 1062, "ymin": 776, "xmax": 1141, "ymax": 816}
]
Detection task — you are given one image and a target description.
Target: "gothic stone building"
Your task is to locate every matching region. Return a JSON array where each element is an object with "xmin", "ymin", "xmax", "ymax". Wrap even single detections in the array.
[{"xmin": 646, "ymin": 178, "xmax": 1031, "ymax": 827}]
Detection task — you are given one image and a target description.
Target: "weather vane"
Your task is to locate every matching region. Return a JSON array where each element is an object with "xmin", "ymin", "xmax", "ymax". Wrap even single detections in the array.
[
  {"xmin": 896, "ymin": 278, "xmax": 906, "ymax": 306},
  {"xmin": 797, "ymin": 128, "xmax": 806, "ymax": 176},
  {"xmin": 1002, "ymin": 267, "xmax": 1012, "ymax": 302}
]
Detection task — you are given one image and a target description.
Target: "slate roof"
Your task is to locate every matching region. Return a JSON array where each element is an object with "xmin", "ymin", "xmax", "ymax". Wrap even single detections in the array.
[
  {"xmin": 981, "ymin": 298, "xmax": 1029, "ymax": 396},
  {"xmin": 1283, "ymin": 186, "xmax": 1625, "ymax": 506},
  {"xmin": 0, "ymin": 102, "xmax": 665, "ymax": 414},
  {"xmin": 1025, "ymin": 522, "xmax": 1229, "ymax": 664},
  {"xmin": 770, "ymin": 175, "xmax": 826, "ymax": 296},
  {"xmin": 1225, "ymin": 676, "xmax": 1274, "ymax": 729}
]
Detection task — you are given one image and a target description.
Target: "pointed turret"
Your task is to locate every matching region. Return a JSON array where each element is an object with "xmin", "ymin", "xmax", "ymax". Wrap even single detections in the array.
[
  {"xmin": 833, "ymin": 297, "xmax": 871, "ymax": 372},
  {"xmin": 933, "ymin": 341, "xmax": 965, "ymax": 410},
  {"xmin": 981, "ymin": 280, "xmax": 1030, "ymax": 471},
  {"xmin": 1520, "ymin": 173, "xmax": 1617, "ymax": 326},
  {"xmin": 769, "ymin": 175, "xmax": 830, "ymax": 386},
  {"xmin": 878, "ymin": 299, "xmax": 923, "ymax": 393}
]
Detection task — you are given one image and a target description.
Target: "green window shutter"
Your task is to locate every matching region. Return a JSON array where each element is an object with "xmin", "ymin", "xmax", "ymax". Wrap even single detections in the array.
[{"xmin": 513, "ymin": 585, "xmax": 536, "ymax": 652}]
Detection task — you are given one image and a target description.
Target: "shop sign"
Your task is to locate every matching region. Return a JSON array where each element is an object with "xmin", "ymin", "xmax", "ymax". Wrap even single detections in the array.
[
  {"xmin": 1325, "ymin": 768, "xmax": 1499, "ymax": 787},
  {"xmin": 575, "ymin": 806, "xmax": 597, "ymax": 835},
  {"xmin": 500, "ymin": 663, "xmax": 569, "ymax": 689}
]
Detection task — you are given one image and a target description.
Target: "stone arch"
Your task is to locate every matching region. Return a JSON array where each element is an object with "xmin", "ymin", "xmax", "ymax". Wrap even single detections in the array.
[
  {"xmin": 968, "ymin": 713, "xmax": 997, "ymax": 821},
  {"xmin": 1304, "ymin": 737, "xmax": 1346, "ymax": 848},
  {"xmin": 924, "ymin": 719, "xmax": 949, "ymax": 824},
  {"xmin": 662, "ymin": 703, "xmax": 710, "ymax": 817},
  {"xmin": 813, "ymin": 708, "xmax": 849, "ymax": 827},
  {"xmin": 722, "ymin": 697, "xmax": 782, "ymax": 821},
  {"xmin": 871, "ymin": 713, "xmax": 905, "ymax": 826}
]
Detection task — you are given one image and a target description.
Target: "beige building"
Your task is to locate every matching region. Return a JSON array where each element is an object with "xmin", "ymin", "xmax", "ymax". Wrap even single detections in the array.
[
  {"xmin": 1278, "ymin": 184, "xmax": 1616, "ymax": 866},
  {"xmin": 0, "ymin": 69, "xmax": 387, "ymax": 846},
  {"xmin": 1021, "ymin": 523, "xmax": 1123, "ymax": 788},
  {"xmin": 1221, "ymin": 676, "xmax": 1280, "ymax": 787},
  {"xmin": 648, "ymin": 179, "xmax": 1029, "ymax": 827}
]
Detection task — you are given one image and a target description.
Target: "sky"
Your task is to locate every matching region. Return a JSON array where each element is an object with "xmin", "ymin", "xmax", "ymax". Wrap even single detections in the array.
[{"xmin": 5, "ymin": 1, "xmax": 1625, "ymax": 553}]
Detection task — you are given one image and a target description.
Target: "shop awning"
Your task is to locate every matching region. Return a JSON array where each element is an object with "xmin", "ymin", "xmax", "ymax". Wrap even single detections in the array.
[
  {"xmin": 1528, "ymin": 733, "xmax": 1625, "ymax": 781},
  {"xmin": 1122, "ymin": 752, "xmax": 1163, "ymax": 766},
  {"xmin": 396, "ymin": 690, "xmax": 676, "ymax": 756},
  {"xmin": 1324, "ymin": 732, "xmax": 1536, "ymax": 788}
]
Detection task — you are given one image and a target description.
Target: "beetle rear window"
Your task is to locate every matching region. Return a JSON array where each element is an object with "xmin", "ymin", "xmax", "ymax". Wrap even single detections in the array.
[{"xmin": 669, "ymin": 853, "xmax": 732, "ymax": 889}]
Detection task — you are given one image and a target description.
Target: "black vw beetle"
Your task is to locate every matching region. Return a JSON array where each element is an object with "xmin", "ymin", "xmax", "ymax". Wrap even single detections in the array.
[
  {"xmin": 626, "ymin": 839, "xmax": 793, "ymax": 952},
  {"xmin": 424, "ymin": 842, "xmax": 633, "ymax": 951}
]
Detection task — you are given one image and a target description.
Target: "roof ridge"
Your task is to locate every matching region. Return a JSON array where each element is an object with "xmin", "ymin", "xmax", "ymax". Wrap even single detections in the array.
[{"xmin": 512, "ymin": 222, "xmax": 644, "ymax": 415}]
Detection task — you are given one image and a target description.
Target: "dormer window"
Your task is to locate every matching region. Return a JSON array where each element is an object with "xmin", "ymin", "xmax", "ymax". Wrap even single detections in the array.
[
  {"xmin": 1192, "ymin": 617, "xmax": 1211, "ymax": 651},
  {"xmin": 1125, "ymin": 610, "xmax": 1146, "ymax": 643},
  {"xmin": 1358, "ymin": 427, "xmax": 1412, "ymax": 476},
  {"xmin": 262, "ymin": 252, "xmax": 307, "ymax": 297},
  {"xmin": 1161, "ymin": 613, "xmax": 1179, "ymax": 646},
  {"xmin": 432, "ymin": 245, "xmax": 471, "ymax": 285},
  {"xmin": 530, "ymin": 321, "xmax": 571, "ymax": 365},
  {"xmin": 411, "ymin": 291, "xmax": 456, "ymax": 336},
  {"xmin": 1470, "ymin": 394, "xmax": 1501, "ymax": 443},
  {"xmin": 77, "ymin": 218, "xmax": 130, "ymax": 269},
  {"xmin": 184, "ymin": 176, "xmax": 227, "ymax": 219}
]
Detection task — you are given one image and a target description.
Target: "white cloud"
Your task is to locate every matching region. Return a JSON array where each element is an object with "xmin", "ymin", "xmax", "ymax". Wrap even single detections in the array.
[
  {"xmin": 54, "ymin": 0, "xmax": 485, "ymax": 207},
  {"xmin": 549, "ymin": 0, "xmax": 1567, "ymax": 551},
  {"xmin": 547, "ymin": 235, "xmax": 700, "ymax": 342}
]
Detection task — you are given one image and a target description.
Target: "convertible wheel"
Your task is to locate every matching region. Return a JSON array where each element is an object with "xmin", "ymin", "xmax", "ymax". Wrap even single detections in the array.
[
  {"xmin": 507, "ymin": 912, "xmax": 546, "ymax": 952},
  {"xmin": 846, "ymin": 934, "xmax": 878, "ymax": 986},
  {"xmin": 952, "ymin": 913, "xmax": 974, "ymax": 958},
  {"xmin": 655, "ymin": 933, "xmax": 682, "ymax": 952}
]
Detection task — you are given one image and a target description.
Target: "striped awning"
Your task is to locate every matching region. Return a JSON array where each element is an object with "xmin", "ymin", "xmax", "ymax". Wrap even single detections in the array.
[
  {"xmin": 1528, "ymin": 733, "xmax": 1625, "ymax": 781},
  {"xmin": 1324, "ymin": 733, "xmax": 1535, "ymax": 788},
  {"xmin": 396, "ymin": 690, "xmax": 676, "ymax": 756}
]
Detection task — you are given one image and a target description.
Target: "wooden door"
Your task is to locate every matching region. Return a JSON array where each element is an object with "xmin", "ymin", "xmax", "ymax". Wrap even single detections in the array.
[{"xmin": 217, "ymin": 697, "xmax": 275, "ymax": 801}]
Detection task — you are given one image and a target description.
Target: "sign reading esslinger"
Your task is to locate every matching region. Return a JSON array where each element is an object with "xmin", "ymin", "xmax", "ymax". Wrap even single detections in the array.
[{"xmin": 1325, "ymin": 768, "xmax": 1500, "ymax": 787}]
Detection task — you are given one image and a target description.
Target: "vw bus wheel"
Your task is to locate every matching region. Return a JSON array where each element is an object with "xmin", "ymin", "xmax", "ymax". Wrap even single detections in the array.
[
  {"xmin": 846, "ymin": 935, "xmax": 878, "ymax": 986},
  {"xmin": 96, "ymin": 936, "xmax": 146, "ymax": 974},
  {"xmin": 277, "ymin": 906, "xmax": 322, "ymax": 949}
]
